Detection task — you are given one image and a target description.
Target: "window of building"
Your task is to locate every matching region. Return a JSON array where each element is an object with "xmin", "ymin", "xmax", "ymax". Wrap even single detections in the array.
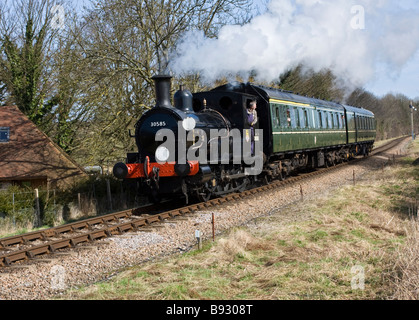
[{"xmin": 0, "ymin": 127, "xmax": 10, "ymax": 142}]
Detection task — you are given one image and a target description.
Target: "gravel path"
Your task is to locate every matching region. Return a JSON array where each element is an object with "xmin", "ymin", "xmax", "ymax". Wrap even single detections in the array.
[{"xmin": 0, "ymin": 138, "xmax": 410, "ymax": 300}]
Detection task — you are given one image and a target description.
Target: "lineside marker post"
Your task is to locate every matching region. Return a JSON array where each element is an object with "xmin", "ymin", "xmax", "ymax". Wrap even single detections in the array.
[
  {"xmin": 212, "ymin": 212, "xmax": 215, "ymax": 242},
  {"xmin": 353, "ymin": 170, "xmax": 356, "ymax": 186},
  {"xmin": 300, "ymin": 185, "xmax": 304, "ymax": 201},
  {"xmin": 35, "ymin": 189, "xmax": 41, "ymax": 228},
  {"xmin": 195, "ymin": 230, "xmax": 202, "ymax": 250}
]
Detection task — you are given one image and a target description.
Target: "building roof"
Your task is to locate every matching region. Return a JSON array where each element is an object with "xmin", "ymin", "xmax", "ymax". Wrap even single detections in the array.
[{"xmin": 0, "ymin": 105, "xmax": 87, "ymax": 189}]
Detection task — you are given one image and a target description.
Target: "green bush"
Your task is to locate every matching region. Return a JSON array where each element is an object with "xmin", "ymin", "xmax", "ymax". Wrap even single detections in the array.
[
  {"xmin": 0, "ymin": 185, "xmax": 35, "ymax": 224},
  {"xmin": 0, "ymin": 185, "xmax": 59, "ymax": 226}
]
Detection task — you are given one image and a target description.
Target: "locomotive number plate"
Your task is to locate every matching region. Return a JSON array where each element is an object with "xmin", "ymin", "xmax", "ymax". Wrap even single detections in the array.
[{"xmin": 150, "ymin": 121, "xmax": 167, "ymax": 127}]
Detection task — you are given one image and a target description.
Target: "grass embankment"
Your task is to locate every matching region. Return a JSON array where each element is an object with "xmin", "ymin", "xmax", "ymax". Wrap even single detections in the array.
[{"xmin": 63, "ymin": 140, "xmax": 419, "ymax": 300}]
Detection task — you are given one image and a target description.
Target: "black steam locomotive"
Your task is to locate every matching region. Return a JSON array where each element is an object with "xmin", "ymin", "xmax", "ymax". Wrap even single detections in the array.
[{"xmin": 113, "ymin": 75, "xmax": 376, "ymax": 203}]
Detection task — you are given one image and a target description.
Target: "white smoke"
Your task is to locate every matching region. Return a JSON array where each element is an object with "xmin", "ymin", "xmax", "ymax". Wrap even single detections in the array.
[{"xmin": 170, "ymin": 0, "xmax": 419, "ymax": 90}]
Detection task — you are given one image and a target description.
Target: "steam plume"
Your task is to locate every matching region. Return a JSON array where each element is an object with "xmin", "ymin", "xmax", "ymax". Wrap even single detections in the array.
[{"xmin": 170, "ymin": 0, "xmax": 419, "ymax": 90}]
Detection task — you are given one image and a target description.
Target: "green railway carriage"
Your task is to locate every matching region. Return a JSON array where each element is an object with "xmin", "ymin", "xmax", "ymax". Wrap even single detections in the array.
[
  {"xmin": 193, "ymin": 81, "xmax": 376, "ymax": 180},
  {"xmin": 243, "ymin": 83, "xmax": 376, "ymax": 172},
  {"xmin": 269, "ymin": 98, "xmax": 347, "ymax": 153},
  {"xmin": 343, "ymin": 105, "xmax": 376, "ymax": 144}
]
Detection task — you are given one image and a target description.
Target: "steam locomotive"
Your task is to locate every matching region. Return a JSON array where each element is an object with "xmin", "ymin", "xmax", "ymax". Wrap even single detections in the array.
[{"xmin": 113, "ymin": 75, "xmax": 376, "ymax": 203}]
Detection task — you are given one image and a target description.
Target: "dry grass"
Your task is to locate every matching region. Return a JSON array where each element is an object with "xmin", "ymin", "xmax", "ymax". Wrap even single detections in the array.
[
  {"xmin": 390, "ymin": 220, "xmax": 419, "ymax": 300},
  {"xmin": 62, "ymin": 140, "xmax": 419, "ymax": 300}
]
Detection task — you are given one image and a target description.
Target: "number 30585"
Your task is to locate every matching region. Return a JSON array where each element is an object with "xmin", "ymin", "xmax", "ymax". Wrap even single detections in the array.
[{"xmin": 150, "ymin": 121, "xmax": 166, "ymax": 127}]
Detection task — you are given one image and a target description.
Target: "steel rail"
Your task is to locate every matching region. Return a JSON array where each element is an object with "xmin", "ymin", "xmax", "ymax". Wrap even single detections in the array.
[{"xmin": 0, "ymin": 136, "xmax": 408, "ymax": 267}]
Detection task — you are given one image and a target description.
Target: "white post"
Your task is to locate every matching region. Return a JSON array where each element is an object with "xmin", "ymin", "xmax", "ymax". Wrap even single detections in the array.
[
  {"xmin": 35, "ymin": 188, "xmax": 41, "ymax": 227},
  {"xmin": 410, "ymin": 102, "xmax": 417, "ymax": 140},
  {"xmin": 195, "ymin": 230, "xmax": 202, "ymax": 250},
  {"xmin": 412, "ymin": 106, "xmax": 415, "ymax": 140}
]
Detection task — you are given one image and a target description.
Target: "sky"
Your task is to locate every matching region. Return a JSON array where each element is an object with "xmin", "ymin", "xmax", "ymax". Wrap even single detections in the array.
[
  {"xmin": 362, "ymin": 0, "xmax": 419, "ymax": 99},
  {"xmin": 365, "ymin": 51, "xmax": 419, "ymax": 99},
  {"xmin": 72, "ymin": 0, "xmax": 419, "ymax": 100}
]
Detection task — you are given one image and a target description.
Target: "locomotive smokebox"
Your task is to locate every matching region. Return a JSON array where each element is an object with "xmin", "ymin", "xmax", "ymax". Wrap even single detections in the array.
[{"xmin": 152, "ymin": 74, "xmax": 172, "ymax": 108}]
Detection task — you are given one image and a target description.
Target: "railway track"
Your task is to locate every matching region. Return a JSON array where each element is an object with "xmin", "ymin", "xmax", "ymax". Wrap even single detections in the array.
[{"xmin": 0, "ymin": 136, "xmax": 408, "ymax": 268}]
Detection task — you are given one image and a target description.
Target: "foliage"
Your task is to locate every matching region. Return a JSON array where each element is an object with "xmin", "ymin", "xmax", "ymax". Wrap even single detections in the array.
[
  {"xmin": 277, "ymin": 65, "xmax": 418, "ymax": 141},
  {"xmin": 0, "ymin": 185, "xmax": 58, "ymax": 227},
  {"xmin": 0, "ymin": 185, "xmax": 35, "ymax": 223},
  {"xmin": 0, "ymin": 0, "xmax": 417, "ymax": 167}
]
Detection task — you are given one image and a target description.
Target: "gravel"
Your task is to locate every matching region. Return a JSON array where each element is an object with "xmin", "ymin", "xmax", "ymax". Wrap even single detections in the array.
[{"xmin": 0, "ymin": 138, "xmax": 410, "ymax": 300}]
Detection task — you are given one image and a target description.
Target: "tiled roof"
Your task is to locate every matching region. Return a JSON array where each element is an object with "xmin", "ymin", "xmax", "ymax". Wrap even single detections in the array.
[{"xmin": 0, "ymin": 106, "xmax": 87, "ymax": 188}]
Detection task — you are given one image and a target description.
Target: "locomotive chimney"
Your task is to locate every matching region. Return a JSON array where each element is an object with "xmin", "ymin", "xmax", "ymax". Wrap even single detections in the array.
[{"xmin": 152, "ymin": 74, "xmax": 172, "ymax": 108}]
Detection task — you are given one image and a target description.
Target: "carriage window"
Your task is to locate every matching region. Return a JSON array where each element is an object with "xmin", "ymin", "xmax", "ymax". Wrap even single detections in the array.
[
  {"xmin": 318, "ymin": 111, "xmax": 323, "ymax": 128},
  {"xmin": 338, "ymin": 114, "xmax": 343, "ymax": 128},
  {"xmin": 322, "ymin": 112, "xmax": 327, "ymax": 129},
  {"xmin": 275, "ymin": 107, "xmax": 280, "ymax": 128},
  {"xmin": 304, "ymin": 110, "xmax": 309, "ymax": 128},
  {"xmin": 295, "ymin": 108, "xmax": 300, "ymax": 128},
  {"xmin": 300, "ymin": 109, "xmax": 305, "ymax": 128},
  {"xmin": 286, "ymin": 109, "xmax": 292, "ymax": 127}
]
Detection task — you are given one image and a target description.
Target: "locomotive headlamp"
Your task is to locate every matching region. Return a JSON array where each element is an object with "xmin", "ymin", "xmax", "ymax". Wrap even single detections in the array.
[{"xmin": 155, "ymin": 146, "xmax": 170, "ymax": 162}]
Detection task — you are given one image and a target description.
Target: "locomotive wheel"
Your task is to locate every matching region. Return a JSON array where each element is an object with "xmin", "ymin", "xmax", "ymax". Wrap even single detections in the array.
[
  {"xmin": 196, "ymin": 182, "xmax": 214, "ymax": 202},
  {"xmin": 264, "ymin": 175, "xmax": 272, "ymax": 184},
  {"xmin": 196, "ymin": 189, "xmax": 211, "ymax": 202},
  {"xmin": 277, "ymin": 171, "xmax": 284, "ymax": 181},
  {"xmin": 232, "ymin": 177, "xmax": 250, "ymax": 192}
]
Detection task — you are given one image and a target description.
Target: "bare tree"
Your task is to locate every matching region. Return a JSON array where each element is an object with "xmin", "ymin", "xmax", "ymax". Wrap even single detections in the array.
[{"xmin": 66, "ymin": 0, "xmax": 254, "ymax": 165}]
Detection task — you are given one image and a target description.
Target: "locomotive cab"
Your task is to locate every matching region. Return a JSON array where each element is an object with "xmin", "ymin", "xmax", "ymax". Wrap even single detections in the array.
[{"xmin": 192, "ymin": 91, "xmax": 259, "ymax": 131}]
